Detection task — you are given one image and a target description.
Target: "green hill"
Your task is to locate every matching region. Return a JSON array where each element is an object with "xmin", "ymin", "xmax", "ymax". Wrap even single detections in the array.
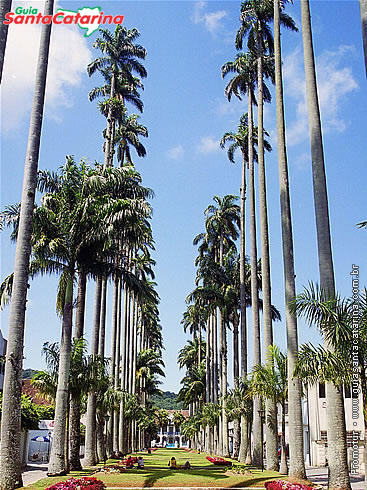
[
  {"xmin": 152, "ymin": 391, "xmax": 183, "ymax": 410},
  {"xmin": 22, "ymin": 368, "xmax": 40, "ymax": 379}
]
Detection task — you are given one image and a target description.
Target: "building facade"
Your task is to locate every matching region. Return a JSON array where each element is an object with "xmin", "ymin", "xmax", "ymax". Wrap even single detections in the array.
[{"xmin": 152, "ymin": 410, "xmax": 189, "ymax": 448}]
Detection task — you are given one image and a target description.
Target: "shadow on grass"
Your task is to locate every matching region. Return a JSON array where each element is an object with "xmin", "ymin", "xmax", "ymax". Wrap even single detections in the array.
[{"xmin": 139, "ymin": 467, "xmax": 232, "ymax": 488}]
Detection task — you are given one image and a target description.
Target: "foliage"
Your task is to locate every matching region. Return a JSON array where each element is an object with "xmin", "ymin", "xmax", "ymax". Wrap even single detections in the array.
[
  {"xmin": 230, "ymin": 463, "xmax": 252, "ymax": 474},
  {"xmin": 36, "ymin": 404, "xmax": 56, "ymax": 420},
  {"xmin": 151, "ymin": 391, "xmax": 183, "ymax": 410},
  {"xmin": 0, "ymin": 393, "xmax": 51, "ymax": 430},
  {"xmin": 46, "ymin": 476, "xmax": 106, "ymax": 489}
]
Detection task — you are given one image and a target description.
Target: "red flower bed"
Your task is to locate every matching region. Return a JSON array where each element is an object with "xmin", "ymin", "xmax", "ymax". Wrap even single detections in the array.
[
  {"xmin": 46, "ymin": 477, "xmax": 106, "ymax": 489},
  {"xmin": 206, "ymin": 456, "xmax": 231, "ymax": 466},
  {"xmin": 265, "ymin": 480, "xmax": 314, "ymax": 490}
]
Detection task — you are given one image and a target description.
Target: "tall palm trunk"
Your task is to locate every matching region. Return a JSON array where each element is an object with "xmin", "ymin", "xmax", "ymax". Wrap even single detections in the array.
[
  {"xmin": 0, "ymin": 0, "xmax": 12, "ymax": 84},
  {"xmin": 0, "ymin": 2, "xmax": 54, "ymax": 486},
  {"xmin": 74, "ymin": 270, "xmax": 87, "ymax": 338},
  {"xmin": 279, "ymin": 400, "xmax": 287, "ymax": 475},
  {"xmin": 360, "ymin": 0, "xmax": 367, "ymax": 77},
  {"xmin": 219, "ymin": 233, "xmax": 229, "ymax": 457},
  {"xmin": 213, "ymin": 312, "xmax": 218, "ymax": 404},
  {"xmin": 233, "ymin": 316, "xmax": 239, "ymax": 383},
  {"xmin": 69, "ymin": 398, "xmax": 81, "ymax": 470},
  {"xmin": 205, "ymin": 317, "xmax": 211, "ymax": 403},
  {"xmin": 98, "ymin": 278, "xmax": 107, "ymax": 356},
  {"xmin": 119, "ymin": 284, "xmax": 128, "ymax": 453},
  {"xmin": 301, "ymin": 2, "xmax": 350, "ymax": 488},
  {"xmin": 233, "ymin": 318, "xmax": 241, "ymax": 459},
  {"xmin": 96, "ymin": 278, "xmax": 107, "ymax": 462},
  {"xmin": 248, "ymin": 89, "xmax": 261, "ymax": 468},
  {"xmin": 210, "ymin": 314, "xmax": 215, "ymax": 403},
  {"xmin": 48, "ymin": 276, "xmax": 73, "ymax": 476},
  {"xmin": 240, "ymin": 153, "xmax": 247, "ymax": 376},
  {"xmin": 69, "ymin": 270, "xmax": 87, "ymax": 471},
  {"xmin": 257, "ymin": 41, "xmax": 278, "ymax": 472},
  {"xmin": 274, "ymin": 0, "xmax": 305, "ymax": 479},
  {"xmin": 104, "ymin": 72, "xmax": 116, "ymax": 167},
  {"xmin": 107, "ymin": 275, "xmax": 119, "ymax": 456},
  {"xmin": 113, "ymin": 278, "xmax": 122, "ymax": 453},
  {"xmin": 84, "ymin": 277, "xmax": 102, "ymax": 466}
]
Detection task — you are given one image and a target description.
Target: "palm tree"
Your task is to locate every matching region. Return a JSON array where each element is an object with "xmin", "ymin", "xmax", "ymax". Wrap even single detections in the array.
[
  {"xmin": 223, "ymin": 35, "xmax": 272, "ymax": 470},
  {"xmin": 236, "ymin": 0, "xmax": 296, "ymax": 471},
  {"xmin": 156, "ymin": 409, "xmax": 169, "ymax": 433},
  {"xmin": 0, "ymin": 0, "xmax": 11, "ymax": 84},
  {"xmin": 220, "ymin": 116, "xmax": 250, "ymax": 380},
  {"xmin": 178, "ymin": 361, "xmax": 206, "ymax": 411},
  {"xmin": 300, "ymin": 2, "xmax": 350, "ymax": 488},
  {"xmin": 201, "ymin": 403, "xmax": 221, "ymax": 454},
  {"xmin": 32, "ymin": 339, "xmax": 97, "ymax": 471},
  {"xmin": 178, "ymin": 339, "xmax": 206, "ymax": 372},
  {"xmin": 225, "ymin": 378, "xmax": 253, "ymax": 462},
  {"xmin": 114, "ymin": 110, "xmax": 148, "ymax": 166},
  {"xmin": 273, "ymin": 0, "xmax": 305, "ymax": 479},
  {"xmin": 172, "ymin": 411, "xmax": 185, "ymax": 444},
  {"xmin": 251, "ymin": 346, "xmax": 288, "ymax": 475},
  {"xmin": 88, "ymin": 70, "xmax": 145, "ymax": 115},
  {"xmin": 292, "ymin": 285, "xmax": 367, "ymax": 480},
  {"xmin": 87, "ymin": 25, "xmax": 147, "ymax": 167},
  {"xmin": 33, "ymin": 161, "xmax": 149, "ymax": 475},
  {"xmin": 360, "ymin": 0, "xmax": 367, "ymax": 77},
  {"xmin": 205, "ymin": 195, "xmax": 240, "ymax": 457},
  {"xmin": 0, "ymin": 2, "xmax": 54, "ymax": 487}
]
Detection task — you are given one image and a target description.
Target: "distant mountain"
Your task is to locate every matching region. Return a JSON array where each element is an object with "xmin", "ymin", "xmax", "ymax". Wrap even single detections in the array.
[
  {"xmin": 22, "ymin": 368, "xmax": 40, "ymax": 379},
  {"xmin": 152, "ymin": 391, "xmax": 184, "ymax": 410}
]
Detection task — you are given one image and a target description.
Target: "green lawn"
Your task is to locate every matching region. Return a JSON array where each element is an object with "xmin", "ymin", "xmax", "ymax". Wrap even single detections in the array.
[{"xmin": 25, "ymin": 449, "xmax": 283, "ymax": 489}]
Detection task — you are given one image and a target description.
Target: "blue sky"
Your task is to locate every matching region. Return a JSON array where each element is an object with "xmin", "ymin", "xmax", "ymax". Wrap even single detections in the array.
[{"xmin": 1, "ymin": 0, "xmax": 366, "ymax": 393}]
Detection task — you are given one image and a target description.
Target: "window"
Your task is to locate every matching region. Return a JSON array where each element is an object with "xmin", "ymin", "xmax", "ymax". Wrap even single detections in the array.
[
  {"xmin": 319, "ymin": 383, "xmax": 326, "ymax": 398},
  {"xmin": 320, "ymin": 430, "xmax": 328, "ymax": 447},
  {"xmin": 284, "ymin": 403, "xmax": 288, "ymax": 415},
  {"xmin": 344, "ymin": 385, "xmax": 351, "ymax": 398}
]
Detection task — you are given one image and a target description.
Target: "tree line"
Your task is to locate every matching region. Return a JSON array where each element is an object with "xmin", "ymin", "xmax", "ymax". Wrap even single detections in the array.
[{"xmin": 177, "ymin": 2, "xmax": 367, "ymax": 490}]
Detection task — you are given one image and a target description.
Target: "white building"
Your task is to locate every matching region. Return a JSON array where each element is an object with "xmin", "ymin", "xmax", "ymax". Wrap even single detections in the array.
[
  {"xmin": 227, "ymin": 382, "xmax": 364, "ymax": 471},
  {"xmin": 305, "ymin": 382, "xmax": 364, "ymax": 471},
  {"xmin": 153, "ymin": 410, "xmax": 189, "ymax": 448}
]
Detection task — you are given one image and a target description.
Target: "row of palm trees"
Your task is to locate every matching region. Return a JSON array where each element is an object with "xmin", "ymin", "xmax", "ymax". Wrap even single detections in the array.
[
  {"xmin": 178, "ymin": 194, "xmax": 280, "ymax": 457},
  {"xmin": 178, "ymin": 1, "xmax": 361, "ymax": 488},
  {"xmin": 0, "ymin": 11, "xmax": 166, "ymax": 487}
]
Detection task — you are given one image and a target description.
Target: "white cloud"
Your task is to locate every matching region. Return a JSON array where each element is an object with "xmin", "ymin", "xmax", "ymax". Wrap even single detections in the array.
[
  {"xmin": 1, "ymin": 1, "xmax": 92, "ymax": 131},
  {"xmin": 283, "ymin": 45, "xmax": 358, "ymax": 146},
  {"xmin": 196, "ymin": 136, "xmax": 220, "ymax": 154},
  {"xmin": 166, "ymin": 144, "xmax": 184, "ymax": 160},
  {"xmin": 192, "ymin": 1, "xmax": 228, "ymax": 36}
]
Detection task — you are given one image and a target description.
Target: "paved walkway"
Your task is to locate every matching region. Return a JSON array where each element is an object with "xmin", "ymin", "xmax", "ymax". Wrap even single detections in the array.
[
  {"xmin": 22, "ymin": 462, "xmax": 48, "ymax": 487},
  {"xmin": 306, "ymin": 467, "xmax": 366, "ymax": 489}
]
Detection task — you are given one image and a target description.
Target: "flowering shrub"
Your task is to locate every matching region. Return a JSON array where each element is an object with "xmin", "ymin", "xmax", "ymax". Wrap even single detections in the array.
[
  {"xmin": 206, "ymin": 456, "xmax": 231, "ymax": 466},
  {"xmin": 46, "ymin": 476, "xmax": 106, "ymax": 489},
  {"xmin": 265, "ymin": 480, "xmax": 314, "ymax": 490}
]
